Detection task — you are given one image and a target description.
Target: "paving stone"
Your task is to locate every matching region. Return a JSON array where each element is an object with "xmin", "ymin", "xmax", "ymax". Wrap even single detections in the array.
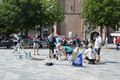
[{"xmin": 0, "ymin": 44, "xmax": 120, "ymax": 80}]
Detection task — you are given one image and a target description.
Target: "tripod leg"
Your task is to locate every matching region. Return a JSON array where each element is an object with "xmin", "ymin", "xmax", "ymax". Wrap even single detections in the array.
[
  {"xmin": 18, "ymin": 47, "xmax": 20, "ymax": 54},
  {"xmin": 12, "ymin": 44, "xmax": 18, "ymax": 54},
  {"xmin": 12, "ymin": 47, "xmax": 16, "ymax": 54}
]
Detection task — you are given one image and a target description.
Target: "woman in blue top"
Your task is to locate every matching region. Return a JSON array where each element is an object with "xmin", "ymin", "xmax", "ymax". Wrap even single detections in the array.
[{"xmin": 62, "ymin": 46, "xmax": 73, "ymax": 59}]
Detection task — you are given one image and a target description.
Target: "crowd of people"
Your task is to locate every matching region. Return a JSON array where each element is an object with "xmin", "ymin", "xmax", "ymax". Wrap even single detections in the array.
[
  {"xmin": 46, "ymin": 33, "xmax": 103, "ymax": 64},
  {"xmin": 12, "ymin": 32, "xmax": 119, "ymax": 65}
]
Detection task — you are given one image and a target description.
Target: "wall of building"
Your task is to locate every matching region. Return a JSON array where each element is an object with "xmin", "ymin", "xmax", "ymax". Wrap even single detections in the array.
[
  {"xmin": 64, "ymin": 0, "xmax": 82, "ymax": 13},
  {"xmin": 64, "ymin": 14, "xmax": 82, "ymax": 37},
  {"xmin": 57, "ymin": 0, "xmax": 83, "ymax": 38}
]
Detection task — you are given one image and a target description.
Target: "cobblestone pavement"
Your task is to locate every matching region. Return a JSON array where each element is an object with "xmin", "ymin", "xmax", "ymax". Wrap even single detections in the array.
[{"xmin": 0, "ymin": 44, "xmax": 120, "ymax": 80}]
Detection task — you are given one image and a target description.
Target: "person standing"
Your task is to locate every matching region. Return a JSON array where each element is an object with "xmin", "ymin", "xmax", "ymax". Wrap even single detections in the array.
[
  {"xmin": 55, "ymin": 34, "xmax": 62, "ymax": 48},
  {"xmin": 115, "ymin": 37, "xmax": 120, "ymax": 50},
  {"xmin": 48, "ymin": 34, "xmax": 56, "ymax": 58},
  {"xmin": 94, "ymin": 33, "xmax": 102, "ymax": 63},
  {"xmin": 33, "ymin": 34, "xmax": 39, "ymax": 55},
  {"xmin": 74, "ymin": 34, "xmax": 80, "ymax": 47}
]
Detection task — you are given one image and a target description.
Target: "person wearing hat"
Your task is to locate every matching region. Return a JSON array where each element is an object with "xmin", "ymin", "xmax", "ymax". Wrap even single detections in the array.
[{"xmin": 83, "ymin": 43, "xmax": 96, "ymax": 64}]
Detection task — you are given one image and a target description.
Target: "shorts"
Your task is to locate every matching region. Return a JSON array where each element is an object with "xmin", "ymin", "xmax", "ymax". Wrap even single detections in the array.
[
  {"xmin": 66, "ymin": 51, "xmax": 73, "ymax": 55},
  {"xmin": 94, "ymin": 48, "xmax": 101, "ymax": 55},
  {"xmin": 49, "ymin": 44, "xmax": 55, "ymax": 49},
  {"xmin": 33, "ymin": 43, "xmax": 39, "ymax": 49}
]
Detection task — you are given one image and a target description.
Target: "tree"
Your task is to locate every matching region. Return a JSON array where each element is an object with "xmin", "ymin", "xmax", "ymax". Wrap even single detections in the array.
[
  {"xmin": 0, "ymin": 0, "xmax": 44, "ymax": 35},
  {"xmin": 83, "ymin": 0, "xmax": 120, "ymax": 38},
  {"xmin": 41, "ymin": 0, "xmax": 64, "ymax": 34},
  {"xmin": 0, "ymin": 0, "xmax": 20, "ymax": 34},
  {"xmin": 41, "ymin": 0, "xmax": 64, "ymax": 26},
  {"xmin": 0, "ymin": 0, "xmax": 64, "ymax": 35}
]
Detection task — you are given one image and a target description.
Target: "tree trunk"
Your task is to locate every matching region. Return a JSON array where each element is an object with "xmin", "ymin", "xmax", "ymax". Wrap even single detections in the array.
[
  {"xmin": 106, "ymin": 27, "xmax": 110, "ymax": 43},
  {"xmin": 100, "ymin": 26, "xmax": 103, "ymax": 38},
  {"xmin": 39, "ymin": 27, "xmax": 41, "ymax": 37},
  {"xmin": 24, "ymin": 29, "xmax": 28, "ymax": 38},
  {"xmin": 117, "ymin": 25, "xmax": 119, "ymax": 31},
  {"xmin": 52, "ymin": 27, "xmax": 54, "ymax": 34}
]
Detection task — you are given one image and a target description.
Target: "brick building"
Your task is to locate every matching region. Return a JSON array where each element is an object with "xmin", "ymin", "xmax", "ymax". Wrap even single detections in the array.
[
  {"xmin": 27, "ymin": 0, "xmax": 87, "ymax": 39},
  {"xmin": 53, "ymin": 0, "xmax": 84, "ymax": 38}
]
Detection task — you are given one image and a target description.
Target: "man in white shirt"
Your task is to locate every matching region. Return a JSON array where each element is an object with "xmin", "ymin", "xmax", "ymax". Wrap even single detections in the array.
[{"xmin": 94, "ymin": 33, "xmax": 102, "ymax": 62}]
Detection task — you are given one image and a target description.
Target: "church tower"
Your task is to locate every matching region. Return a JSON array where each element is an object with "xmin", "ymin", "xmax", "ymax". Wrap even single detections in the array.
[{"xmin": 56, "ymin": 0, "xmax": 84, "ymax": 38}]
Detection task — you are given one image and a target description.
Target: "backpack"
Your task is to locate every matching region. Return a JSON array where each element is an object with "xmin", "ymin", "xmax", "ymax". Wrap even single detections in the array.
[{"xmin": 45, "ymin": 62, "xmax": 54, "ymax": 66}]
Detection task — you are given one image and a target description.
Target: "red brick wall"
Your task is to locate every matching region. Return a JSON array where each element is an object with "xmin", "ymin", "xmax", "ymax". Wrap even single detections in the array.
[{"xmin": 59, "ymin": 0, "xmax": 83, "ymax": 38}]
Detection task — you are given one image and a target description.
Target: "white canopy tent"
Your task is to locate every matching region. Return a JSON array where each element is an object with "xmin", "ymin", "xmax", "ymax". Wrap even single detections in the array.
[{"xmin": 110, "ymin": 32, "xmax": 120, "ymax": 37}]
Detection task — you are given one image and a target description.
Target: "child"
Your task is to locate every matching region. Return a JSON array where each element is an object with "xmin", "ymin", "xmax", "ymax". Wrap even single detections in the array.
[{"xmin": 83, "ymin": 43, "xmax": 96, "ymax": 64}]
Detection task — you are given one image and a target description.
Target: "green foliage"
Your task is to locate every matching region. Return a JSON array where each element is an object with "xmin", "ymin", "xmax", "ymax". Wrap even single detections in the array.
[
  {"xmin": 83, "ymin": 0, "xmax": 120, "ymax": 28},
  {"xmin": 41, "ymin": 0, "xmax": 64, "ymax": 26},
  {"xmin": 0, "ymin": 0, "xmax": 64, "ymax": 34}
]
